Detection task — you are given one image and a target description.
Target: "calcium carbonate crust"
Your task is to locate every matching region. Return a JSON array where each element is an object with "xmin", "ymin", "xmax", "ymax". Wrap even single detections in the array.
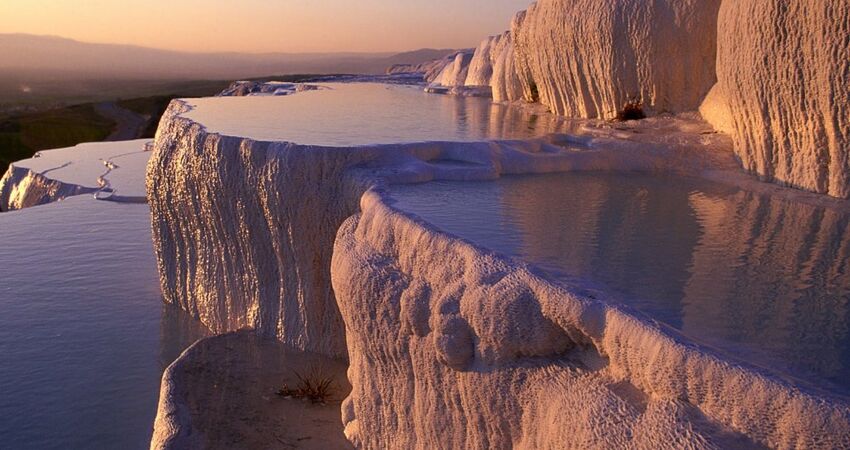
[
  {"xmin": 0, "ymin": 165, "xmax": 97, "ymax": 211},
  {"xmin": 709, "ymin": 0, "xmax": 850, "ymax": 198},
  {"xmin": 420, "ymin": 0, "xmax": 850, "ymax": 200},
  {"xmin": 512, "ymin": 0, "xmax": 721, "ymax": 119},
  {"xmin": 149, "ymin": 96, "xmax": 850, "ymax": 449},
  {"xmin": 0, "ymin": 139, "xmax": 153, "ymax": 211},
  {"xmin": 332, "ymin": 187, "xmax": 850, "ymax": 449},
  {"xmin": 425, "ymin": 33, "xmax": 523, "ymax": 103}
]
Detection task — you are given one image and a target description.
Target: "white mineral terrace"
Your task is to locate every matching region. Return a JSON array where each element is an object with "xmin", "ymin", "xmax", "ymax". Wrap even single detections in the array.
[
  {"xmin": 144, "ymin": 83, "xmax": 849, "ymax": 449},
  {"xmin": 1, "ymin": 0, "xmax": 847, "ymax": 447},
  {"xmin": 0, "ymin": 139, "xmax": 152, "ymax": 210},
  {"xmin": 181, "ymin": 83, "xmax": 572, "ymax": 145}
]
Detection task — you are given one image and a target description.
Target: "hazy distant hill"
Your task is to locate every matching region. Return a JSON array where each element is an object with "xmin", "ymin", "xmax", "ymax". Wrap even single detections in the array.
[
  {"xmin": 378, "ymin": 48, "xmax": 459, "ymax": 66},
  {"xmin": 0, "ymin": 34, "xmax": 459, "ymax": 81}
]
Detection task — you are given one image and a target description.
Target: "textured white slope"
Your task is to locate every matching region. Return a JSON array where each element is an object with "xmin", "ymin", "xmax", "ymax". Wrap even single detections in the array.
[
  {"xmin": 149, "ymin": 84, "xmax": 850, "ymax": 448},
  {"xmin": 511, "ymin": 0, "xmax": 720, "ymax": 118},
  {"xmin": 148, "ymin": 96, "xmax": 745, "ymax": 355},
  {"xmin": 464, "ymin": 32, "xmax": 525, "ymax": 104},
  {"xmin": 464, "ymin": 34, "xmax": 503, "ymax": 87},
  {"xmin": 489, "ymin": 33, "xmax": 524, "ymax": 103},
  {"xmin": 708, "ymin": 0, "xmax": 850, "ymax": 198},
  {"xmin": 331, "ymin": 188, "xmax": 850, "ymax": 450},
  {"xmin": 431, "ymin": 51, "xmax": 474, "ymax": 87},
  {"xmin": 0, "ymin": 139, "xmax": 151, "ymax": 210}
]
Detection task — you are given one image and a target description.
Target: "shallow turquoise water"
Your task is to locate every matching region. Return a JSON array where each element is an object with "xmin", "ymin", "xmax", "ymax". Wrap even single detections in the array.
[
  {"xmin": 0, "ymin": 197, "xmax": 208, "ymax": 449},
  {"xmin": 391, "ymin": 173, "xmax": 850, "ymax": 396}
]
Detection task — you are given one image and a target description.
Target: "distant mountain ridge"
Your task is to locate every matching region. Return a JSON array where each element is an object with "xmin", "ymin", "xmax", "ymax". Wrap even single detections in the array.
[{"xmin": 0, "ymin": 34, "xmax": 460, "ymax": 80}]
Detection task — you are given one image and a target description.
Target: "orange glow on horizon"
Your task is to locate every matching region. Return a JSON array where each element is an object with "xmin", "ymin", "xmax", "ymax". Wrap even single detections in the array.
[{"xmin": 0, "ymin": 0, "xmax": 532, "ymax": 53}]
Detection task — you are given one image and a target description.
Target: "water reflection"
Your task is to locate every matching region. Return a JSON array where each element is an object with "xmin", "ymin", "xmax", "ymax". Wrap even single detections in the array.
[
  {"xmin": 0, "ymin": 197, "xmax": 209, "ymax": 449},
  {"xmin": 185, "ymin": 83, "xmax": 572, "ymax": 146},
  {"xmin": 391, "ymin": 173, "xmax": 850, "ymax": 393},
  {"xmin": 159, "ymin": 302, "xmax": 210, "ymax": 369},
  {"xmin": 682, "ymin": 190, "xmax": 850, "ymax": 385}
]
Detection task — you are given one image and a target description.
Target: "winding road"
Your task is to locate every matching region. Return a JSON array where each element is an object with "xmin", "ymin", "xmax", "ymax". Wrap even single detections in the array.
[{"xmin": 94, "ymin": 102, "xmax": 148, "ymax": 141}]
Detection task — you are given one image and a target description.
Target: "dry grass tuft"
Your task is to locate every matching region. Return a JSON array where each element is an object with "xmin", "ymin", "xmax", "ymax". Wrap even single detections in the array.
[{"xmin": 276, "ymin": 365, "xmax": 336, "ymax": 404}]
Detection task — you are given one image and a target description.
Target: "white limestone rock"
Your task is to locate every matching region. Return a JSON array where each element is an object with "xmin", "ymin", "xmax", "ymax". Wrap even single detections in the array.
[
  {"xmin": 464, "ymin": 34, "xmax": 503, "ymax": 87},
  {"xmin": 147, "ymin": 101, "xmax": 373, "ymax": 358},
  {"xmin": 708, "ymin": 0, "xmax": 850, "ymax": 198},
  {"xmin": 489, "ymin": 33, "xmax": 524, "ymax": 103},
  {"xmin": 511, "ymin": 0, "xmax": 721, "ymax": 119},
  {"xmin": 331, "ymin": 188, "xmax": 850, "ymax": 449},
  {"xmin": 0, "ymin": 165, "xmax": 96, "ymax": 212},
  {"xmin": 148, "ymin": 86, "xmax": 850, "ymax": 448},
  {"xmin": 0, "ymin": 139, "xmax": 151, "ymax": 210},
  {"xmin": 147, "ymin": 93, "xmax": 745, "ymax": 357},
  {"xmin": 387, "ymin": 59, "xmax": 450, "ymax": 83},
  {"xmin": 698, "ymin": 84, "xmax": 734, "ymax": 136},
  {"xmin": 218, "ymin": 81, "xmax": 321, "ymax": 97},
  {"xmin": 431, "ymin": 51, "xmax": 474, "ymax": 88},
  {"xmin": 464, "ymin": 32, "xmax": 524, "ymax": 104},
  {"xmin": 424, "ymin": 33, "xmax": 522, "ymax": 103}
]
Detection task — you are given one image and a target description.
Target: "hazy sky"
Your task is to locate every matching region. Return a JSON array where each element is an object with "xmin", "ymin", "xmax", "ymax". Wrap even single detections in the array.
[{"xmin": 0, "ymin": 0, "xmax": 532, "ymax": 53}]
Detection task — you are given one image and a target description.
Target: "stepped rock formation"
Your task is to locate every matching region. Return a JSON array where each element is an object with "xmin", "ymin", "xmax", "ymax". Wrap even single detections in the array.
[
  {"xmin": 419, "ymin": 0, "xmax": 849, "ymax": 198},
  {"xmin": 708, "ymin": 0, "xmax": 850, "ymax": 198},
  {"xmin": 511, "ymin": 0, "xmax": 720, "ymax": 119},
  {"xmin": 148, "ymin": 92, "xmax": 850, "ymax": 448},
  {"xmin": 331, "ymin": 189, "xmax": 850, "ymax": 449},
  {"xmin": 0, "ymin": 140, "xmax": 151, "ymax": 210}
]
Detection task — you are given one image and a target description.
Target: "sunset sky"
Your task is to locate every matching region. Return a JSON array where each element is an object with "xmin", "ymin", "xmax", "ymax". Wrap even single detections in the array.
[{"xmin": 0, "ymin": 0, "xmax": 532, "ymax": 53}]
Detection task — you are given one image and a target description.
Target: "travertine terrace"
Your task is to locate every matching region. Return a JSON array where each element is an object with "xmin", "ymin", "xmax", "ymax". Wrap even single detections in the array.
[
  {"xmin": 710, "ymin": 0, "xmax": 850, "ymax": 197},
  {"xmin": 123, "ymin": 0, "xmax": 850, "ymax": 448},
  {"xmin": 425, "ymin": 0, "xmax": 849, "ymax": 198},
  {"xmin": 146, "ymin": 86, "xmax": 850, "ymax": 448}
]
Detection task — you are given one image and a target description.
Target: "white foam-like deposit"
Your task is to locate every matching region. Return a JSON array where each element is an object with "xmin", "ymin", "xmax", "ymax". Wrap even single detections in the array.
[
  {"xmin": 148, "ymin": 83, "xmax": 850, "ymax": 448},
  {"xmin": 0, "ymin": 139, "xmax": 152, "ymax": 210}
]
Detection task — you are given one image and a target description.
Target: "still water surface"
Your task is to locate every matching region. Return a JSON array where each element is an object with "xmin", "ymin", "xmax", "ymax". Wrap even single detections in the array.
[
  {"xmin": 184, "ymin": 83, "xmax": 571, "ymax": 145},
  {"xmin": 391, "ymin": 173, "xmax": 850, "ymax": 396},
  {"xmin": 0, "ymin": 197, "xmax": 208, "ymax": 449}
]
